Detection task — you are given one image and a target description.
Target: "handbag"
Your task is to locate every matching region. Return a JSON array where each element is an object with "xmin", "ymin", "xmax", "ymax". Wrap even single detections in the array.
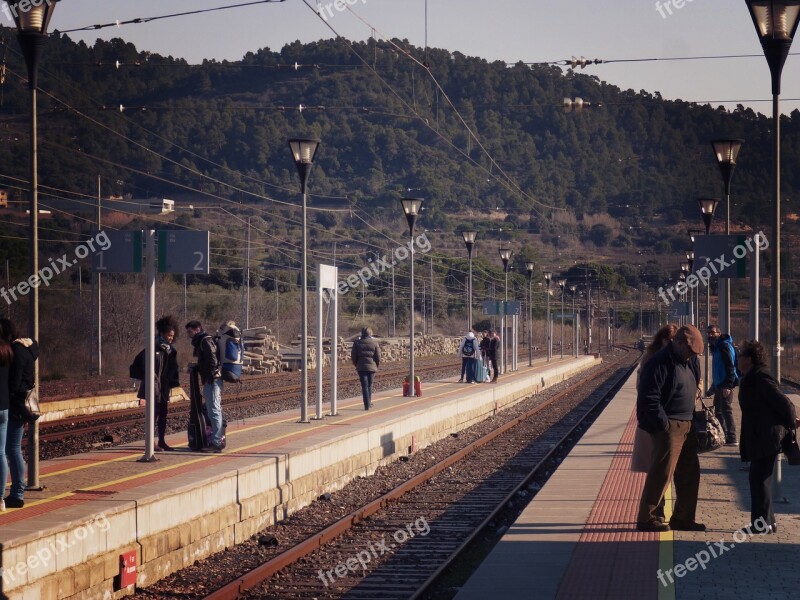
[
  {"xmin": 781, "ymin": 429, "xmax": 800, "ymax": 466},
  {"xmin": 15, "ymin": 387, "xmax": 41, "ymax": 423},
  {"xmin": 693, "ymin": 395, "xmax": 725, "ymax": 453}
]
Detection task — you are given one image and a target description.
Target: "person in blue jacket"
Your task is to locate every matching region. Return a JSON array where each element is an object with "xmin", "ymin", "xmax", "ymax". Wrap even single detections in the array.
[{"xmin": 706, "ymin": 324, "xmax": 739, "ymax": 445}]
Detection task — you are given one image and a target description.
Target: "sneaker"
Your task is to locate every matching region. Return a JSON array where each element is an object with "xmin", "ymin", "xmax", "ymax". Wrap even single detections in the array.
[
  {"xmin": 636, "ymin": 521, "xmax": 670, "ymax": 532},
  {"xmin": 458, "ymin": 379, "xmax": 464, "ymax": 383},
  {"xmin": 5, "ymin": 497, "xmax": 24, "ymax": 509},
  {"xmin": 669, "ymin": 519, "xmax": 706, "ymax": 531},
  {"xmin": 0, "ymin": 499, "xmax": 5, "ymax": 512}
]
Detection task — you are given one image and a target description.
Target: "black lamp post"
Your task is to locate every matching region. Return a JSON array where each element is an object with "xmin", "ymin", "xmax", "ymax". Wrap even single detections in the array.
[
  {"xmin": 686, "ymin": 250, "xmax": 696, "ymax": 326},
  {"xmin": 526, "ymin": 262, "xmax": 534, "ymax": 366},
  {"xmin": 544, "ymin": 271, "xmax": 552, "ymax": 361},
  {"xmin": 698, "ymin": 198, "xmax": 719, "ymax": 235},
  {"xmin": 499, "ymin": 248, "xmax": 513, "ymax": 374},
  {"xmin": 711, "ymin": 138, "xmax": 744, "ymax": 334},
  {"xmin": 746, "ymin": 0, "xmax": 800, "ymax": 381},
  {"xmin": 401, "ymin": 198, "xmax": 424, "ymax": 395},
  {"xmin": 288, "ymin": 138, "xmax": 321, "ymax": 423},
  {"xmin": 462, "ymin": 230, "xmax": 477, "ymax": 329},
  {"xmin": 6, "ymin": 0, "xmax": 59, "ymax": 491}
]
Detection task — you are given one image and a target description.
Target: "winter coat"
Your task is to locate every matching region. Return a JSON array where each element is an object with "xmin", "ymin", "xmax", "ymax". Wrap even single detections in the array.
[
  {"xmin": 457, "ymin": 333, "xmax": 478, "ymax": 359},
  {"xmin": 637, "ymin": 342, "xmax": 698, "ymax": 433},
  {"xmin": 709, "ymin": 334, "xmax": 738, "ymax": 391},
  {"xmin": 487, "ymin": 337, "xmax": 499, "ymax": 360},
  {"xmin": 9, "ymin": 338, "xmax": 39, "ymax": 415},
  {"xmin": 479, "ymin": 336, "xmax": 490, "ymax": 356},
  {"xmin": 738, "ymin": 365, "xmax": 798, "ymax": 462},
  {"xmin": 132, "ymin": 336, "xmax": 180, "ymax": 403},
  {"xmin": 192, "ymin": 330, "xmax": 220, "ymax": 385},
  {"xmin": 351, "ymin": 335, "xmax": 380, "ymax": 373}
]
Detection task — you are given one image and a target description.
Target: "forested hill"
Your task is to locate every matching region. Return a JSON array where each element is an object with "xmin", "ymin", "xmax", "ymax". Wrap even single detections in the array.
[{"xmin": 0, "ymin": 31, "xmax": 793, "ymax": 232}]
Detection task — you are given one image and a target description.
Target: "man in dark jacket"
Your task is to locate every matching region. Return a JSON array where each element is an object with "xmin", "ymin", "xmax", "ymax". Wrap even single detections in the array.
[
  {"xmin": 186, "ymin": 320, "xmax": 224, "ymax": 451},
  {"xmin": 707, "ymin": 325, "xmax": 739, "ymax": 445},
  {"xmin": 737, "ymin": 340, "xmax": 799, "ymax": 532},
  {"xmin": 636, "ymin": 324, "xmax": 705, "ymax": 533},
  {"xmin": 487, "ymin": 330, "xmax": 500, "ymax": 383},
  {"xmin": 132, "ymin": 316, "xmax": 180, "ymax": 451},
  {"xmin": 352, "ymin": 327, "xmax": 380, "ymax": 410}
]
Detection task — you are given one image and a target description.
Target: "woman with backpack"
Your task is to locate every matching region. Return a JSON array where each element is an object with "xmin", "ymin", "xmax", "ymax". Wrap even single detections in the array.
[
  {"xmin": 458, "ymin": 331, "xmax": 479, "ymax": 384},
  {"xmin": 1, "ymin": 317, "xmax": 36, "ymax": 510}
]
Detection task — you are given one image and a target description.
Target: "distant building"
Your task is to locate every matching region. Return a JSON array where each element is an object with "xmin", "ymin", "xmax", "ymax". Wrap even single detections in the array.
[{"xmin": 149, "ymin": 199, "xmax": 175, "ymax": 214}]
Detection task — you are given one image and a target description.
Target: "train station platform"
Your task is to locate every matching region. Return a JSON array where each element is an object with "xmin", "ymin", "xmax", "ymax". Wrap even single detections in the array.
[
  {"xmin": 0, "ymin": 355, "xmax": 598, "ymax": 600},
  {"xmin": 456, "ymin": 367, "xmax": 800, "ymax": 600}
]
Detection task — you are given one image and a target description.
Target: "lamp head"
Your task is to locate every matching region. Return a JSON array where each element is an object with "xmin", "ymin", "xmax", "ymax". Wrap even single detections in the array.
[
  {"xmin": 287, "ymin": 138, "xmax": 321, "ymax": 193},
  {"xmin": 499, "ymin": 247, "xmax": 512, "ymax": 270},
  {"xmin": 697, "ymin": 197, "xmax": 719, "ymax": 234},
  {"xmin": 7, "ymin": 0, "xmax": 59, "ymax": 90},
  {"xmin": 746, "ymin": 0, "xmax": 800, "ymax": 94},
  {"xmin": 400, "ymin": 197, "xmax": 424, "ymax": 235},
  {"xmin": 711, "ymin": 139, "xmax": 744, "ymax": 195},
  {"xmin": 462, "ymin": 230, "xmax": 477, "ymax": 256}
]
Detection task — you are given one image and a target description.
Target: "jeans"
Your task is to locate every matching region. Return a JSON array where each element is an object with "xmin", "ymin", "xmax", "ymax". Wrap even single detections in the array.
[
  {"xmin": 0, "ymin": 409, "xmax": 7, "ymax": 501},
  {"xmin": 713, "ymin": 388, "xmax": 737, "ymax": 442},
  {"xmin": 6, "ymin": 415, "xmax": 25, "ymax": 500},
  {"xmin": 155, "ymin": 398, "xmax": 168, "ymax": 443},
  {"xmin": 358, "ymin": 371, "xmax": 374, "ymax": 409},
  {"xmin": 203, "ymin": 378, "xmax": 224, "ymax": 446},
  {"xmin": 460, "ymin": 358, "xmax": 469, "ymax": 381}
]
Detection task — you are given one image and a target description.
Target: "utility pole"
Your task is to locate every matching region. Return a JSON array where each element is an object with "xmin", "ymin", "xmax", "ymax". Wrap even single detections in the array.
[{"xmin": 430, "ymin": 256, "xmax": 434, "ymax": 334}]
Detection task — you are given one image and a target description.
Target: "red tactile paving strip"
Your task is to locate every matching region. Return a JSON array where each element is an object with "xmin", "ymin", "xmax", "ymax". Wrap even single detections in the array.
[{"xmin": 555, "ymin": 410, "xmax": 661, "ymax": 600}]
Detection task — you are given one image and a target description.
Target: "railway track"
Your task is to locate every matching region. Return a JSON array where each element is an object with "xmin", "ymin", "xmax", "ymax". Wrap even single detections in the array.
[{"xmin": 129, "ymin": 347, "xmax": 635, "ymax": 599}]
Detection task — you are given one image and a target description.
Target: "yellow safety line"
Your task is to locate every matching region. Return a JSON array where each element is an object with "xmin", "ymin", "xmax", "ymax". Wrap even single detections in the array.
[
  {"xmin": 31, "ymin": 364, "xmax": 554, "ymax": 507},
  {"xmin": 40, "ymin": 381, "xmax": 455, "ymax": 481},
  {"xmin": 658, "ymin": 484, "xmax": 676, "ymax": 600}
]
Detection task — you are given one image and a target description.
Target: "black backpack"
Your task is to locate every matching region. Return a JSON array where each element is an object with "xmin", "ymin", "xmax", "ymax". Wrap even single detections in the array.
[{"xmin": 462, "ymin": 338, "xmax": 475, "ymax": 357}]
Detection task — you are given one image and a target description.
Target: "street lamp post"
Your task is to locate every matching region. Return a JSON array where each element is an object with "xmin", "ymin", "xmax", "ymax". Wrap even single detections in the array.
[
  {"xmin": 288, "ymin": 138, "xmax": 321, "ymax": 423},
  {"xmin": 686, "ymin": 250, "xmax": 695, "ymax": 326},
  {"xmin": 680, "ymin": 262, "xmax": 689, "ymax": 327},
  {"xmin": 526, "ymin": 262, "xmax": 535, "ymax": 366},
  {"xmin": 711, "ymin": 138, "xmax": 744, "ymax": 335},
  {"xmin": 558, "ymin": 280, "xmax": 566, "ymax": 358},
  {"xmin": 746, "ymin": 0, "xmax": 800, "ymax": 381},
  {"xmin": 401, "ymin": 198, "xmax": 424, "ymax": 395},
  {"xmin": 462, "ymin": 231, "xmax": 477, "ymax": 329},
  {"xmin": 544, "ymin": 272, "xmax": 552, "ymax": 361},
  {"xmin": 7, "ymin": 0, "xmax": 59, "ymax": 490},
  {"xmin": 698, "ymin": 197, "xmax": 719, "ymax": 382},
  {"xmin": 499, "ymin": 248, "xmax": 513, "ymax": 374},
  {"xmin": 570, "ymin": 284, "xmax": 577, "ymax": 358}
]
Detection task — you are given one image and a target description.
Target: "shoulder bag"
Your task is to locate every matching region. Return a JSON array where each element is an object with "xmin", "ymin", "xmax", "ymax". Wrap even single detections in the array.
[
  {"xmin": 781, "ymin": 429, "xmax": 800, "ymax": 466},
  {"xmin": 693, "ymin": 393, "xmax": 725, "ymax": 453}
]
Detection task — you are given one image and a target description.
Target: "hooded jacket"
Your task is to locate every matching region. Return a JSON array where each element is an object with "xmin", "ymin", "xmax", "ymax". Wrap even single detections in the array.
[
  {"xmin": 9, "ymin": 338, "xmax": 39, "ymax": 415},
  {"xmin": 351, "ymin": 334, "xmax": 380, "ymax": 373},
  {"xmin": 738, "ymin": 365, "xmax": 797, "ymax": 462},
  {"xmin": 458, "ymin": 332, "xmax": 478, "ymax": 359},
  {"xmin": 710, "ymin": 334, "xmax": 738, "ymax": 390},
  {"xmin": 191, "ymin": 330, "xmax": 221, "ymax": 384},
  {"xmin": 132, "ymin": 336, "xmax": 180, "ymax": 402}
]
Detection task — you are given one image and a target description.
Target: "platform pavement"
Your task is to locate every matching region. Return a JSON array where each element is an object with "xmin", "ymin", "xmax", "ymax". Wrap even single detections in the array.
[
  {"xmin": 456, "ymin": 365, "xmax": 800, "ymax": 600},
  {"xmin": 0, "ymin": 354, "xmax": 598, "ymax": 600}
]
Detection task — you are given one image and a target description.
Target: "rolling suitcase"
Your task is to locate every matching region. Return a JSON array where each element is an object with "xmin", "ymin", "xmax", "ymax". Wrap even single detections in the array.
[{"xmin": 187, "ymin": 365, "xmax": 209, "ymax": 451}]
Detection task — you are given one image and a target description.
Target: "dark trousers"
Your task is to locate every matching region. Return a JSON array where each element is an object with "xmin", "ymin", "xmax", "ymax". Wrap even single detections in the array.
[
  {"xmin": 749, "ymin": 455, "xmax": 777, "ymax": 527},
  {"xmin": 460, "ymin": 357, "xmax": 469, "ymax": 381},
  {"xmin": 713, "ymin": 388, "xmax": 737, "ymax": 442},
  {"xmin": 358, "ymin": 371, "xmax": 374, "ymax": 410},
  {"xmin": 155, "ymin": 398, "xmax": 168, "ymax": 442},
  {"xmin": 637, "ymin": 419, "xmax": 700, "ymax": 524}
]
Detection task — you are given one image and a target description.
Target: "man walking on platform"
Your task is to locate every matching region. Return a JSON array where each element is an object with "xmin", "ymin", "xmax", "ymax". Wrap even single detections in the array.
[
  {"xmin": 706, "ymin": 324, "xmax": 739, "ymax": 445},
  {"xmin": 636, "ymin": 325, "xmax": 706, "ymax": 533}
]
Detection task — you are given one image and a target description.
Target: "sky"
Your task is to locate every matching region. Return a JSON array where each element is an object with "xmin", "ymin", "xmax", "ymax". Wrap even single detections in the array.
[{"xmin": 28, "ymin": 0, "xmax": 800, "ymax": 117}]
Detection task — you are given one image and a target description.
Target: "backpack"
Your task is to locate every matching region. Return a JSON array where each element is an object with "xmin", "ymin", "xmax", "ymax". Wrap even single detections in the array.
[
  {"xmin": 216, "ymin": 322, "xmax": 244, "ymax": 383},
  {"xmin": 731, "ymin": 344, "xmax": 741, "ymax": 387},
  {"xmin": 462, "ymin": 338, "xmax": 475, "ymax": 358},
  {"xmin": 129, "ymin": 349, "xmax": 145, "ymax": 380}
]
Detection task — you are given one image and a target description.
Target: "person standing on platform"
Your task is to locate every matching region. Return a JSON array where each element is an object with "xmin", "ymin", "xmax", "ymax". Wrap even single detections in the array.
[
  {"xmin": 352, "ymin": 327, "xmax": 380, "ymax": 410},
  {"xmin": 487, "ymin": 330, "xmax": 500, "ymax": 383},
  {"xmin": 457, "ymin": 331, "xmax": 478, "ymax": 384},
  {"xmin": 737, "ymin": 340, "xmax": 799, "ymax": 533},
  {"xmin": 636, "ymin": 325, "xmax": 706, "ymax": 533},
  {"xmin": 186, "ymin": 320, "xmax": 225, "ymax": 452},
  {"xmin": 132, "ymin": 316, "xmax": 180, "ymax": 451},
  {"xmin": 706, "ymin": 324, "xmax": 739, "ymax": 446},
  {"xmin": 2, "ymin": 318, "xmax": 38, "ymax": 509},
  {"xmin": 0, "ymin": 324, "xmax": 12, "ymax": 512}
]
